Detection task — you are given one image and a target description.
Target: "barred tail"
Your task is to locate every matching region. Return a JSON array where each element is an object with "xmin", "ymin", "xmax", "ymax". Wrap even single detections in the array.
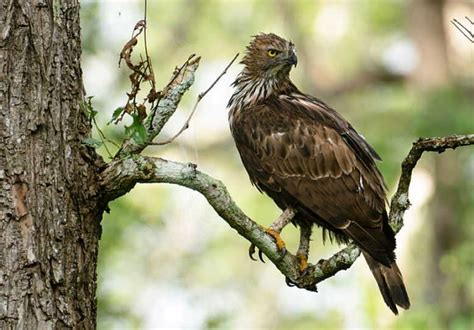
[{"xmin": 363, "ymin": 252, "xmax": 410, "ymax": 314}]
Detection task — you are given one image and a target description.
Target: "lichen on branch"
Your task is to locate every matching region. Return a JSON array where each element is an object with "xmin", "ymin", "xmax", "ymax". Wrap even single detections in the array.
[
  {"xmin": 389, "ymin": 134, "xmax": 474, "ymax": 232},
  {"xmin": 101, "ymin": 134, "xmax": 474, "ymax": 292}
]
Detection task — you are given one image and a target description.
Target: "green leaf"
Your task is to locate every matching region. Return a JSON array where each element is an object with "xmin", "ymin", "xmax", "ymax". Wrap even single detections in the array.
[
  {"xmin": 90, "ymin": 108, "xmax": 98, "ymax": 118},
  {"xmin": 109, "ymin": 107, "xmax": 125, "ymax": 124},
  {"xmin": 132, "ymin": 123, "xmax": 147, "ymax": 144},
  {"xmin": 80, "ymin": 102, "xmax": 88, "ymax": 116},
  {"xmin": 125, "ymin": 114, "xmax": 147, "ymax": 145},
  {"xmin": 81, "ymin": 96, "xmax": 96, "ymax": 119},
  {"xmin": 82, "ymin": 137, "xmax": 103, "ymax": 148}
]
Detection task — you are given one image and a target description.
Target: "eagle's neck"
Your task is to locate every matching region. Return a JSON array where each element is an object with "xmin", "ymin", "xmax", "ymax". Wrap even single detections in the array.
[{"xmin": 227, "ymin": 69, "xmax": 295, "ymax": 112}]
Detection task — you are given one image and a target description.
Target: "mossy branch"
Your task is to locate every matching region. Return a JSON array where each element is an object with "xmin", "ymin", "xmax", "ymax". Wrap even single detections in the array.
[
  {"xmin": 389, "ymin": 134, "xmax": 474, "ymax": 232},
  {"xmin": 100, "ymin": 134, "xmax": 474, "ymax": 291}
]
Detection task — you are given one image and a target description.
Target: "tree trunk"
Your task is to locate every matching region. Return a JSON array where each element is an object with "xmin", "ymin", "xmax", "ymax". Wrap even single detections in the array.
[
  {"xmin": 0, "ymin": 1, "xmax": 103, "ymax": 328},
  {"xmin": 408, "ymin": 0, "xmax": 449, "ymax": 88}
]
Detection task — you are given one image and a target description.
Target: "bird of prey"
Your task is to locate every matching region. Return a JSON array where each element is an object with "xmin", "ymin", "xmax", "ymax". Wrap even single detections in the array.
[{"xmin": 227, "ymin": 33, "xmax": 410, "ymax": 314}]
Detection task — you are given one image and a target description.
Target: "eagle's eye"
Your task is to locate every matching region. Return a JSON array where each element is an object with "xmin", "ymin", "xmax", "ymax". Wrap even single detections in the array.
[{"xmin": 267, "ymin": 49, "xmax": 278, "ymax": 57}]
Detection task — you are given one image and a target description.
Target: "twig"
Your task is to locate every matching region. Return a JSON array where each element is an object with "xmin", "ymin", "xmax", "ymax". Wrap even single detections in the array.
[
  {"xmin": 146, "ymin": 54, "xmax": 196, "ymax": 128},
  {"xmin": 450, "ymin": 19, "xmax": 474, "ymax": 43},
  {"xmin": 271, "ymin": 207, "xmax": 296, "ymax": 231},
  {"xmin": 150, "ymin": 53, "xmax": 239, "ymax": 146},
  {"xmin": 92, "ymin": 115, "xmax": 120, "ymax": 157},
  {"xmin": 142, "ymin": 0, "xmax": 155, "ymax": 91},
  {"xmin": 143, "ymin": 0, "xmax": 149, "ymax": 60}
]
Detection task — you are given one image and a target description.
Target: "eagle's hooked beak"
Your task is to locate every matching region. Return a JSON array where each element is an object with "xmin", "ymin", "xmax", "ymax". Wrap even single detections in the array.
[{"xmin": 288, "ymin": 50, "xmax": 298, "ymax": 67}]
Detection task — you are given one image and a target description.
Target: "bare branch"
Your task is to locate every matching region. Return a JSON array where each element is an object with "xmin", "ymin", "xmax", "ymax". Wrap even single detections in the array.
[
  {"xmin": 102, "ymin": 134, "xmax": 474, "ymax": 292},
  {"xmin": 100, "ymin": 155, "xmax": 303, "ymax": 283},
  {"xmin": 114, "ymin": 56, "xmax": 201, "ymax": 158},
  {"xmin": 151, "ymin": 53, "xmax": 239, "ymax": 146},
  {"xmin": 389, "ymin": 134, "xmax": 474, "ymax": 232}
]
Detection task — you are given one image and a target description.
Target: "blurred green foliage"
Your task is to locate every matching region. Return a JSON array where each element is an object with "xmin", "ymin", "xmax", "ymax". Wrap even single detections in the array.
[{"xmin": 80, "ymin": 0, "xmax": 473, "ymax": 329}]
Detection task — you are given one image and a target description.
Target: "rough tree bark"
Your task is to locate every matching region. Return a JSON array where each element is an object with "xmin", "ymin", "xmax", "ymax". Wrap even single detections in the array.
[{"xmin": 0, "ymin": 1, "xmax": 104, "ymax": 328}]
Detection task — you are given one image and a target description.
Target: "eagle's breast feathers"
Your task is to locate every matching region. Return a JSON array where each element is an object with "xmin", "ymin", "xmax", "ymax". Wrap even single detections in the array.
[{"xmin": 230, "ymin": 92, "xmax": 395, "ymax": 264}]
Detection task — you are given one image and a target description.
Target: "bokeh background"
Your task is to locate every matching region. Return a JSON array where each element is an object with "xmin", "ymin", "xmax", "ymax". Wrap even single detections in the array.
[{"xmin": 81, "ymin": 0, "xmax": 473, "ymax": 329}]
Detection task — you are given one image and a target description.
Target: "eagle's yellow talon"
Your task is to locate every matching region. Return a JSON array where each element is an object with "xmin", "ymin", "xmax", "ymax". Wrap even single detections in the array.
[
  {"xmin": 265, "ymin": 228, "xmax": 286, "ymax": 251},
  {"xmin": 297, "ymin": 253, "xmax": 308, "ymax": 273}
]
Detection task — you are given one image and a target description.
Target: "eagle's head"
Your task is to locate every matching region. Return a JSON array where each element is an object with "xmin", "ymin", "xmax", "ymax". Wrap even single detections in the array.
[
  {"xmin": 241, "ymin": 33, "xmax": 297, "ymax": 78},
  {"xmin": 228, "ymin": 33, "xmax": 298, "ymax": 111}
]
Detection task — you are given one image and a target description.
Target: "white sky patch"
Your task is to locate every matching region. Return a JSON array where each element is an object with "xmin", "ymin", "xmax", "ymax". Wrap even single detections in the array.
[
  {"xmin": 135, "ymin": 285, "xmax": 206, "ymax": 329},
  {"xmin": 314, "ymin": 3, "xmax": 350, "ymax": 42},
  {"xmin": 277, "ymin": 268, "xmax": 366, "ymax": 329},
  {"xmin": 174, "ymin": 61, "xmax": 238, "ymax": 147},
  {"xmin": 382, "ymin": 38, "xmax": 419, "ymax": 75},
  {"xmin": 82, "ymin": 54, "xmax": 118, "ymax": 101},
  {"xmin": 85, "ymin": 0, "xmax": 141, "ymax": 46}
]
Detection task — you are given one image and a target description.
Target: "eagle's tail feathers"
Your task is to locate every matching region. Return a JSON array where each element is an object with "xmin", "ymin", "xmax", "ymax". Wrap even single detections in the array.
[{"xmin": 363, "ymin": 252, "xmax": 410, "ymax": 314}]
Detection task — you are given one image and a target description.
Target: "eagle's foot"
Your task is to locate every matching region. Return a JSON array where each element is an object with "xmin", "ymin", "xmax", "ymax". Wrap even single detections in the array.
[
  {"xmin": 285, "ymin": 276, "xmax": 318, "ymax": 292},
  {"xmin": 248, "ymin": 243, "xmax": 265, "ymax": 262},
  {"xmin": 265, "ymin": 228, "xmax": 287, "ymax": 254},
  {"xmin": 248, "ymin": 228, "xmax": 287, "ymax": 262},
  {"xmin": 285, "ymin": 276, "xmax": 296, "ymax": 287},
  {"xmin": 248, "ymin": 207, "xmax": 295, "ymax": 262},
  {"xmin": 296, "ymin": 253, "xmax": 308, "ymax": 273}
]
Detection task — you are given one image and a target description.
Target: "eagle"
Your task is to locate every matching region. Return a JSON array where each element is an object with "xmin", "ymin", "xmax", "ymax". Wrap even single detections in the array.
[{"xmin": 227, "ymin": 33, "xmax": 410, "ymax": 314}]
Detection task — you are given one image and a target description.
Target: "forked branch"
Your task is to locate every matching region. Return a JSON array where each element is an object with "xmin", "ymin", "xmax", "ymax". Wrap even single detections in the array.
[
  {"xmin": 115, "ymin": 55, "xmax": 201, "ymax": 158},
  {"xmin": 389, "ymin": 135, "xmax": 474, "ymax": 231},
  {"xmin": 101, "ymin": 134, "xmax": 474, "ymax": 291}
]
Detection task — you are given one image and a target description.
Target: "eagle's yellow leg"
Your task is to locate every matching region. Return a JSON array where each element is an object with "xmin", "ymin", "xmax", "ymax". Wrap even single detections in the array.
[
  {"xmin": 296, "ymin": 224, "xmax": 312, "ymax": 273},
  {"xmin": 297, "ymin": 253, "xmax": 308, "ymax": 272},
  {"xmin": 285, "ymin": 224, "xmax": 313, "ymax": 288},
  {"xmin": 248, "ymin": 207, "xmax": 296, "ymax": 262}
]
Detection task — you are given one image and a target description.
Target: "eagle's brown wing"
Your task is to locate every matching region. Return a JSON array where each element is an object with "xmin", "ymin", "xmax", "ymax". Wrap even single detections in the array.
[{"xmin": 231, "ymin": 95, "xmax": 396, "ymax": 266}]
